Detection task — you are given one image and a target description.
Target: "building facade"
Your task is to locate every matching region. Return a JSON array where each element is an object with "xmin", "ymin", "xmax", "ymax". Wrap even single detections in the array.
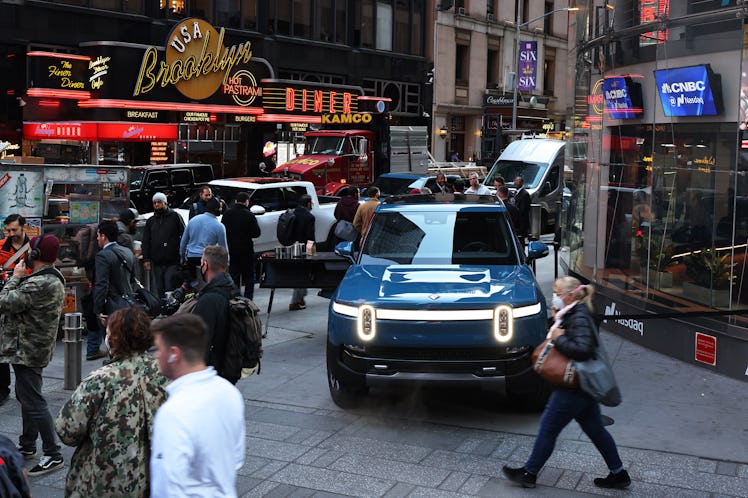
[
  {"xmin": 0, "ymin": 0, "xmax": 431, "ymax": 177},
  {"xmin": 430, "ymin": 0, "xmax": 574, "ymax": 165},
  {"xmin": 566, "ymin": 0, "xmax": 748, "ymax": 380}
]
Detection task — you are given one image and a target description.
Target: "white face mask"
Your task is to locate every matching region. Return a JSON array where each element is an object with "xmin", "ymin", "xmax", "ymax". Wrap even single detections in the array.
[
  {"xmin": 552, "ymin": 293, "xmax": 564, "ymax": 310},
  {"xmin": 104, "ymin": 335, "xmax": 111, "ymax": 353}
]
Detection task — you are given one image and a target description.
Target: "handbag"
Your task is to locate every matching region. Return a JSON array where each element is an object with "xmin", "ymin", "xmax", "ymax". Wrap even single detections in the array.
[
  {"xmin": 106, "ymin": 249, "xmax": 162, "ymax": 318},
  {"xmin": 575, "ymin": 317, "xmax": 622, "ymax": 407},
  {"xmin": 334, "ymin": 220, "xmax": 358, "ymax": 241},
  {"xmin": 531, "ymin": 339, "xmax": 579, "ymax": 387}
]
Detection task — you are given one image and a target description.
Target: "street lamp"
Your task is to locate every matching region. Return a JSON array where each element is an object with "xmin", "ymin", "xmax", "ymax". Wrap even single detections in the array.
[{"xmin": 511, "ymin": 6, "xmax": 579, "ymax": 132}]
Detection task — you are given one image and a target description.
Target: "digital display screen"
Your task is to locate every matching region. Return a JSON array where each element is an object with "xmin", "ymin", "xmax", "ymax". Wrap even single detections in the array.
[
  {"xmin": 603, "ymin": 77, "xmax": 643, "ymax": 119},
  {"xmin": 654, "ymin": 65, "xmax": 721, "ymax": 117}
]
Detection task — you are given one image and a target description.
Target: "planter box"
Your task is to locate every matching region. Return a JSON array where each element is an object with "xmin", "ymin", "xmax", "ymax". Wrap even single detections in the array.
[
  {"xmin": 683, "ymin": 282, "xmax": 731, "ymax": 307},
  {"xmin": 643, "ymin": 270, "xmax": 673, "ymax": 289}
]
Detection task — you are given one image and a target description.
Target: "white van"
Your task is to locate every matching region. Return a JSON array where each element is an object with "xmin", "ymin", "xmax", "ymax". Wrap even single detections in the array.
[{"xmin": 485, "ymin": 138, "xmax": 565, "ymax": 233}]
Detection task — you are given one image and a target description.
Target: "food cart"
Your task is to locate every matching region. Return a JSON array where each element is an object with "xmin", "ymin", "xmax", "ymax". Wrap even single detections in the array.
[{"xmin": 0, "ymin": 163, "xmax": 130, "ymax": 314}]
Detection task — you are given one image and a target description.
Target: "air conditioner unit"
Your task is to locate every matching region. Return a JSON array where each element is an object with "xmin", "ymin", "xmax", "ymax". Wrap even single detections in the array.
[
  {"xmin": 487, "ymin": 13, "xmax": 494, "ymax": 22},
  {"xmin": 457, "ymin": 6, "xmax": 466, "ymax": 15}
]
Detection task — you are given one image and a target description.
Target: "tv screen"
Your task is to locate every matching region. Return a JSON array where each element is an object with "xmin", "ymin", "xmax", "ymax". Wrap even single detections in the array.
[
  {"xmin": 603, "ymin": 76, "xmax": 643, "ymax": 119},
  {"xmin": 654, "ymin": 65, "xmax": 722, "ymax": 117}
]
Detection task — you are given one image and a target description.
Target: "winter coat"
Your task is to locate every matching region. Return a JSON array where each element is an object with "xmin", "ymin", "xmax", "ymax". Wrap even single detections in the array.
[
  {"xmin": 143, "ymin": 208, "xmax": 185, "ymax": 265},
  {"xmin": 553, "ymin": 302, "xmax": 597, "ymax": 362}
]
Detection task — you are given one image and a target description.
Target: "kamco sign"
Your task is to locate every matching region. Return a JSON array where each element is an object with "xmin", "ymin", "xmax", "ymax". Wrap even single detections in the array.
[{"xmin": 133, "ymin": 18, "xmax": 253, "ymax": 100}]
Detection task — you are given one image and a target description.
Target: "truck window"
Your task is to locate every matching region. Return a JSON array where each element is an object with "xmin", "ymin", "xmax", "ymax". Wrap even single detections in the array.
[
  {"xmin": 193, "ymin": 166, "xmax": 214, "ymax": 183},
  {"xmin": 487, "ymin": 160, "xmax": 542, "ymax": 189},
  {"xmin": 360, "ymin": 211, "xmax": 517, "ymax": 266},
  {"xmin": 171, "ymin": 169, "xmax": 192, "ymax": 187},
  {"xmin": 308, "ymin": 136, "xmax": 344, "ymax": 155},
  {"xmin": 251, "ymin": 188, "xmax": 284, "ymax": 212},
  {"xmin": 147, "ymin": 171, "xmax": 169, "ymax": 189}
]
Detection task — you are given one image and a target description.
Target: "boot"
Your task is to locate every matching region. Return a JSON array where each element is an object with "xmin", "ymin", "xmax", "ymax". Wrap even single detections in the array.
[
  {"xmin": 502, "ymin": 465, "xmax": 537, "ymax": 488},
  {"xmin": 594, "ymin": 469, "xmax": 631, "ymax": 489}
]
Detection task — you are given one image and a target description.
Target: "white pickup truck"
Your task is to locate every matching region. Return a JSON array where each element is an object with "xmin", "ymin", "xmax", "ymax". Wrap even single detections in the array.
[{"xmin": 150, "ymin": 178, "xmax": 340, "ymax": 253}]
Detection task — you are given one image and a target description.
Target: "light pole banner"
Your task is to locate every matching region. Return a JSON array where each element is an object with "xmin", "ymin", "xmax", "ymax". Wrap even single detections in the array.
[{"xmin": 518, "ymin": 41, "xmax": 537, "ymax": 92}]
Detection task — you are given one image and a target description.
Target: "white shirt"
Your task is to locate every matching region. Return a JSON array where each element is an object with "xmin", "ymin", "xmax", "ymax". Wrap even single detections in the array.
[
  {"xmin": 150, "ymin": 367, "xmax": 245, "ymax": 498},
  {"xmin": 466, "ymin": 184, "xmax": 491, "ymax": 195}
]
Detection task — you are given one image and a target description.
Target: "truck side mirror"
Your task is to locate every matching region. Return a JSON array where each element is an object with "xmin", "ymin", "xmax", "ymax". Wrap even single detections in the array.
[
  {"xmin": 358, "ymin": 138, "xmax": 368, "ymax": 156},
  {"xmin": 541, "ymin": 181, "xmax": 552, "ymax": 196}
]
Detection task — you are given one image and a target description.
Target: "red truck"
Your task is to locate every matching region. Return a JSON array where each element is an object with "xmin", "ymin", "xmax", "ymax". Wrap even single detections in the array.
[{"xmin": 273, "ymin": 124, "xmax": 430, "ymax": 195}]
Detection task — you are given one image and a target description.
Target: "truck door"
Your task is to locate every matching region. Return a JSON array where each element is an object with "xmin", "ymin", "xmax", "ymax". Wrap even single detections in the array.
[{"xmin": 347, "ymin": 136, "xmax": 371, "ymax": 186}]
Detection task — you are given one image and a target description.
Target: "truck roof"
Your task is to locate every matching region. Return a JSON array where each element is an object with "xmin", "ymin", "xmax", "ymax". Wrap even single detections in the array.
[
  {"xmin": 499, "ymin": 138, "xmax": 565, "ymax": 164},
  {"xmin": 209, "ymin": 177, "xmax": 315, "ymax": 190}
]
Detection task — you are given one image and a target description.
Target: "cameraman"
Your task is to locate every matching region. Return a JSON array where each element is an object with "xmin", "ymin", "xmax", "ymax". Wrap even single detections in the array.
[{"xmin": 0, "ymin": 235, "xmax": 66, "ymax": 476}]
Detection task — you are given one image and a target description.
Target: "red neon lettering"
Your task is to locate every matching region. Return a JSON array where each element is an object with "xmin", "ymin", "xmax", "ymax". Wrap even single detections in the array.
[
  {"xmin": 329, "ymin": 91, "xmax": 337, "ymax": 113},
  {"xmin": 343, "ymin": 92, "xmax": 352, "ymax": 114},
  {"xmin": 302, "ymin": 89, "xmax": 308, "ymax": 112},
  {"xmin": 286, "ymin": 88, "xmax": 295, "ymax": 111},
  {"xmin": 314, "ymin": 90, "xmax": 323, "ymax": 113}
]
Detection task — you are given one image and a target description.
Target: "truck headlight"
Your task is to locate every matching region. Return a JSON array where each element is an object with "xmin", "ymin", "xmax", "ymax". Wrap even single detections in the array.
[
  {"xmin": 494, "ymin": 305, "xmax": 513, "ymax": 343},
  {"xmin": 357, "ymin": 305, "xmax": 376, "ymax": 341}
]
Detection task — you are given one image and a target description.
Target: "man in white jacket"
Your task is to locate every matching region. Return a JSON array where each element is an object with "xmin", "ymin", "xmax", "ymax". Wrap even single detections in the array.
[{"xmin": 150, "ymin": 313, "xmax": 245, "ymax": 497}]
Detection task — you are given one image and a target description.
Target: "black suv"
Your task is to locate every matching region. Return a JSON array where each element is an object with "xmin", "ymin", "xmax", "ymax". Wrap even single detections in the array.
[{"xmin": 129, "ymin": 164, "xmax": 214, "ymax": 213}]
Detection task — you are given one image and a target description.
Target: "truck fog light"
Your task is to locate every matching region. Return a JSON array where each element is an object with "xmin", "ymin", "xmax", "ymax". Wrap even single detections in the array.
[
  {"xmin": 494, "ymin": 305, "xmax": 513, "ymax": 343},
  {"xmin": 357, "ymin": 305, "xmax": 376, "ymax": 341}
]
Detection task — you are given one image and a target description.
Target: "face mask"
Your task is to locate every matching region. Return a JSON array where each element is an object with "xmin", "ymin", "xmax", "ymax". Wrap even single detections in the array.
[
  {"xmin": 104, "ymin": 335, "xmax": 111, "ymax": 353},
  {"xmin": 552, "ymin": 293, "xmax": 564, "ymax": 310},
  {"xmin": 200, "ymin": 262, "xmax": 208, "ymax": 282}
]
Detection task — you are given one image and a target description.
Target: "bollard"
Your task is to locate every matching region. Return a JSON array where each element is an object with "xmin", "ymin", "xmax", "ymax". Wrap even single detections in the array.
[
  {"xmin": 529, "ymin": 204, "xmax": 542, "ymax": 240},
  {"xmin": 62, "ymin": 312, "xmax": 83, "ymax": 390}
]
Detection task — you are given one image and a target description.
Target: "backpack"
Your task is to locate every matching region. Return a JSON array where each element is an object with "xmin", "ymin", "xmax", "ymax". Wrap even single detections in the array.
[
  {"xmin": 276, "ymin": 208, "xmax": 296, "ymax": 246},
  {"xmin": 0, "ymin": 435, "xmax": 31, "ymax": 497},
  {"xmin": 70, "ymin": 224, "xmax": 98, "ymax": 268},
  {"xmin": 223, "ymin": 296, "xmax": 263, "ymax": 379}
]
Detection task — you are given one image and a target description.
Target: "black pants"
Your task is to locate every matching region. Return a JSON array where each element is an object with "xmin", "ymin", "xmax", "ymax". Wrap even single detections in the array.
[
  {"xmin": 229, "ymin": 251, "xmax": 255, "ymax": 300},
  {"xmin": 0, "ymin": 364, "xmax": 9, "ymax": 400}
]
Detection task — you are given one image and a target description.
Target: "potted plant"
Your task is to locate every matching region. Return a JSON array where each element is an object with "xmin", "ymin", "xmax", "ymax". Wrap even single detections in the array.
[
  {"xmin": 645, "ymin": 236, "xmax": 675, "ymax": 288},
  {"xmin": 682, "ymin": 248, "xmax": 734, "ymax": 307}
]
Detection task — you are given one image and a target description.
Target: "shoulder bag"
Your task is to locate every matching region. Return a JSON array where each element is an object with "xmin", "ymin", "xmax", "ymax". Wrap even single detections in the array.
[
  {"xmin": 107, "ymin": 249, "xmax": 162, "ymax": 318},
  {"xmin": 575, "ymin": 316, "xmax": 622, "ymax": 407},
  {"xmin": 334, "ymin": 220, "xmax": 358, "ymax": 241},
  {"xmin": 531, "ymin": 339, "xmax": 579, "ymax": 387}
]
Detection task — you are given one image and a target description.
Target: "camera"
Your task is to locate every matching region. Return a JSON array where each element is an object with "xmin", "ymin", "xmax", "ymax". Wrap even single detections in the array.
[{"xmin": 159, "ymin": 282, "xmax": 197, "ymax": 316}]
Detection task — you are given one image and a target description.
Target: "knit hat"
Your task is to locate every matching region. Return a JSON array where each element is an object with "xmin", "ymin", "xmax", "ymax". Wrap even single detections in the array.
[
  {"xmin": 29, "ymin": 235, "xmax": 60, "ymax": 263},
  {"xmin": 152, "ymin": 192, "xmax": 167, "ymax": 204},
  {"xmin": 118, "ymin": 209, "xmax": 136, "ymax": 225}
]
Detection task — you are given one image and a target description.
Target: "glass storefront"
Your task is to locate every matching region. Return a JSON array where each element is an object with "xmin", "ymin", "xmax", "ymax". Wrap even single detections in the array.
[{"xmin": 565, "ymin": 3, "xmax": 748, "ymax": 377}]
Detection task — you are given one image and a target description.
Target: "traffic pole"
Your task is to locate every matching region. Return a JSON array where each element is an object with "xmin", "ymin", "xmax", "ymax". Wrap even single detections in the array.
[{"xmin": 63, "ymin": 312, "xmax": 83, "ymax": 390}]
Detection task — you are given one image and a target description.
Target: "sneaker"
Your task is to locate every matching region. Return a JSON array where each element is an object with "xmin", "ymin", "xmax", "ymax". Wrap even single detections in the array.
[
  {"xmin": 86, "ymin": 351, "xmax": 108, "ymax": 361},
  {"xmin": 28, "ymin": 455, "xmax": 64, "ymax": 476},
  {"xmin": 594, "ymin": 469, "xmax": 631, "ymax": 489},
  {"xmin": 502, "ymin": 465, "xmax": 537, "ymax": 488},
  {"xmin": 17, "ymin": 446, "xmax": 36, "ymax": 460},
  {"xmin": 289, "ymin": 303, "xmax": 306, "ymax": 311}
]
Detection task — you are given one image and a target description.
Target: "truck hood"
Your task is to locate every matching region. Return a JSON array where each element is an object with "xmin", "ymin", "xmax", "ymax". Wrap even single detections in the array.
[
  {"xmin": 274, "ymin": 155, "xmax": 337, "ymax": 175},
  {"xmin": 335, "ymin": 264, "xmax": 540, "ymax": 308}
]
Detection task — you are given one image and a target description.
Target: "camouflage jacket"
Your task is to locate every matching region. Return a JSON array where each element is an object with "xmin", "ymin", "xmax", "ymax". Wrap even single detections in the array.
[
  {"xmin": 0, "ymin": 264, "xmax": 65, "ymax": 367},
  {"xmin": 55, "ymin": 352, "xmax": 168, "ymax": 498}
]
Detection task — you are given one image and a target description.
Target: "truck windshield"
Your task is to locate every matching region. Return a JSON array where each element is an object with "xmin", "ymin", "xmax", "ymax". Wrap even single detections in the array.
[
  {"xmin": 486, "ymin": 160, "xmax": 542, "ymax": 189},
  {"xmin": 307, "ymin": 136, "xmax": 344, "ymax": 155},
  {"xmin": 360, "ymin": 211, "xmax": 518, "ymax": 266}
]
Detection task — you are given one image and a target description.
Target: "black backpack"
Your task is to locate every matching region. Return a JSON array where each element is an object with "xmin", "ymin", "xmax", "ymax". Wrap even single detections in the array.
[
  {"xmin": 222, "ymin": 296, "xmax": 263, "ymax": 380},
  {"xmin": 276, "ymin": 208, "xmax": 296, "ymax": 246}
]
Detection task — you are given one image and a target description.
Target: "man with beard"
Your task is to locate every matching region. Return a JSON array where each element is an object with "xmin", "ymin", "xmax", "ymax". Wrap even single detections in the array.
[{"xmin": 143, "ymin": 193, "xmax": 185, "ymax": 298}]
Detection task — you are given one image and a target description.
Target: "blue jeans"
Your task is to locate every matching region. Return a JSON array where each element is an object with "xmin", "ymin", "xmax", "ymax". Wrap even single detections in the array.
[
  {"xmin": 524, "ymin": 388, "xmax": 623, "ymax": 475},
  {"xmin": 13, "ymin": 365, "xmax": 61, "ymax": 458}
]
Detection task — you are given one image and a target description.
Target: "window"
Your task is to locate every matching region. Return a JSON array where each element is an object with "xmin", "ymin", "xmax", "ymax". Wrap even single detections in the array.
[
  {"xmin": 359, "ymin": 0, "xmax": 375, "ymax": 48},
  {"xmin": 273, "ymin": 1, "xmax": 291, "ymax": 35},
  {"xmin": 394, "ymin": 0, "xmax": 409, "ymax": 53},
  {"xmin": 376, "ymin": 1, "xmax": 393, "ymax": 50},
  {"xmin": 171, "ymin": 170, "xmax": 192, "ymax": 187},
  {"xmin": 241, "ymin": 0, "xmax": 258, "ymax": 30},
  {"xmin": 411, "ymin": 0, "xmax": 424, "ymax": 55},
  {"xmin": 294, "ymin": 0, "xmax": 312, "ymax": 38},
  {"xmin": 487, "ymin": 0, "xmax": 495, "ymax": 16},
  {"xmin": 455, "ymin": 44, "xmax": 469, "ymax": 85},
  {"xmin": 335, "ymin": 0, "xmax": 347, "ymax": 42},
  {"xmin": 216, "ymin": 0, "xmax": 240, "ymax": 28},
  {"xmin": 544, "ymin": 1, "xmax": 553, "ymax": 34},
  {"xmin": 190, "ymin": 0, "xmax": 212, "ymax": 21},
  {"xmin": 487, "ymin": 48, "xmax": 500, "ymax": 87},
  {"xmin": 543, "ymin": 57, "xmax": 555, "ymax": 96},
  {"xmin": 317, "ymin": 0, "xmax": 334, "ymax": 41}
]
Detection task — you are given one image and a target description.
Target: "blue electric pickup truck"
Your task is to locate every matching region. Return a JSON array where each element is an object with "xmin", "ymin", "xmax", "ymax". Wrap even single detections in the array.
[{"xmin": 327, "ymin": 193, "xmax": 550, "ymax": 408}]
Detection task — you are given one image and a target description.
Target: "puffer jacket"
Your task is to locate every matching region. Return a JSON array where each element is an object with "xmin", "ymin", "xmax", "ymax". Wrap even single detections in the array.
[{"xmin": 553, "ymin": 302, "xmax": 597, "ymax": 362}]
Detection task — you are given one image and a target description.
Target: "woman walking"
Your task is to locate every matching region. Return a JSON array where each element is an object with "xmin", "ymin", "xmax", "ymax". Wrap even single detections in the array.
[
  {"xmin": 56, "ymin": 307, "xmax": 168, "ymax": 497},
  {"xmin": 503, "ymin": 276, "xmax": 630, "ymax": 490}
]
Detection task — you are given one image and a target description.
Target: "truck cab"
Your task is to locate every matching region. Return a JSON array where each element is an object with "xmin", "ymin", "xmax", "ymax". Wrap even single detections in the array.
[{"xmin": 274, "ymin": 129, "xmax": 375, "ymax": 195}]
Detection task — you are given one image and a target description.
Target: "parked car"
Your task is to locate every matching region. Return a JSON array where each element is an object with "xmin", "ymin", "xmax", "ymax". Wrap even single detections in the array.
[
  {"xmin": 326, "ymin": 194, "xmax": 550, "ymax": 409},
  {"xmin": 129, "ymin": 163, "xmax": 214, "ymax": 213}
]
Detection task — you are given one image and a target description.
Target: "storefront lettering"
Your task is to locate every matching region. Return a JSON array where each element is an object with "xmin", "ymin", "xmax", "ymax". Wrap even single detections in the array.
[
  {"xmin": 693, "ymin": 156, "xmax": 716, "ymax": 166},
  {"xmin": 603, "ymin": 302, "xmax": 644, "ymax": 336},
  {"xmin": 321, "ymin": 113, "xmax": 372, "ymax": 125},
  {"xmin": 126, "ymin": 110, "xmax": 159, "ymax": 119},
  {"xmin": 182, "ymin": 111, "xmax": 211, "ymax": 122},
  {"xmin": 47, "ymin": 60, "xmax": 86, "ymax": 90},
  {"xmin": 234, "ymin": 115, "xmax": 256, "ymax": 122},
  {"xmin": 133, "ymin": 19, "xmax": 253, "ymax": 100},
  {"xmin": 89, "ymin": 56, "xmax": 110, "ymax": 90},
  {"xmin": 223, "ymin": 69, "xmax": 261, "ymax": 106}
]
